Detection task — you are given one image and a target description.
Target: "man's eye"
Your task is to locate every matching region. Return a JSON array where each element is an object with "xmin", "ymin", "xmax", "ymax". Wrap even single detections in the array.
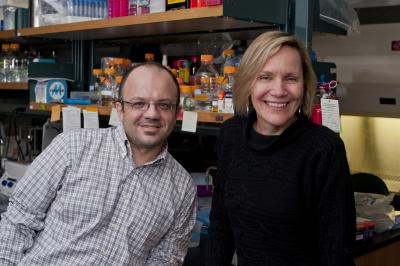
[
  {"xmin": 131, "ymin": 102, "xmax": 146, "ymax": 109},
  {"xmin": 157, "ymin": 103, "xmax": 172, "ymax": 110}
]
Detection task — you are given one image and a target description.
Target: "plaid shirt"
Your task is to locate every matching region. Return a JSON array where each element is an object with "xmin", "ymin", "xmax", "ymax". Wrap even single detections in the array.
[{"xmin": 0, "ymin": 125, "xmax": 196, "ymax": 265}]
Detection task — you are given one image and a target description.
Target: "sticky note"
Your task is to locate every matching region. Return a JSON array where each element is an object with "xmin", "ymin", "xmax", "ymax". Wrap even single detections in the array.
[{"xmin": 50, "ymin": 105, "xmax": 61, "ymax": 122}]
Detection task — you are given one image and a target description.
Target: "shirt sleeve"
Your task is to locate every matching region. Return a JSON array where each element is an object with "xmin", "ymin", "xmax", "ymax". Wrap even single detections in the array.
[
  {"xmin": 317, "ymin": 139, "xmax": 356, "ymax": 266},
  {"xmin": 0, "ymin": 133, "xmax": 71, "ymax": 265},
  {"xmin": 145, "ymin": 176, "xmax": 197, "ymax": 266},
  {"xmin": 205, "ymin": 124, "xmax": 236, "ymax": 266}
]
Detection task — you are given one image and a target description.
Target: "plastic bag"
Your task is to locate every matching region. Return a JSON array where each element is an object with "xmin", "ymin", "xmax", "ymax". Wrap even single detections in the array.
[
  {"xmin": 354, "ymin": 192, "xmax": 395, "ymax": 233},
  {"xmin": 320, "ymin": 0, "xmax": 361, "ymax": 35}
]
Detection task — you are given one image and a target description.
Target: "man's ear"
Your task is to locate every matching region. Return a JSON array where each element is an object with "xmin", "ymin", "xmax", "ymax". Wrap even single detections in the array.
[
  {"xmin": 115, "ymin": 101, "xmax": 124, "ymax": 120},
  {"xmin": 175, "ymin": 105, "xmax": 182, "ymax": 118}
]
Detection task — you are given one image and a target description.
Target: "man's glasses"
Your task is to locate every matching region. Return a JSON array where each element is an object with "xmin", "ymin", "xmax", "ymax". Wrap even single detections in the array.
[{"xmin": 121, "ymin": 100, "xmax": 176, "ymax": 112}]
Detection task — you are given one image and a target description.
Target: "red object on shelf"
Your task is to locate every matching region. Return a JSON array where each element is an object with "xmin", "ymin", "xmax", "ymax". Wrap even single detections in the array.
[{"xmin": 311, "ymin": 104, "xmax": 322, "ymax": 126}]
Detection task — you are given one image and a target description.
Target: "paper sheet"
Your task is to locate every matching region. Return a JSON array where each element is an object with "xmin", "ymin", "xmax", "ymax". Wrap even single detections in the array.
[
  {"xmin": 181, "ymin": 111, "xmax": 198, "ymax": 133},
  {"xmin": 62, "ymin": 106, "xmax": 81, "ymax": 131},
  {"xmin": 83, "ymin": 110, "xmax": 99, "ymax": 128}
]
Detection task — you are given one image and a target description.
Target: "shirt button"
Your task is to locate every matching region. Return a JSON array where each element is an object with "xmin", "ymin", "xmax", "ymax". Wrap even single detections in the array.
[{"xmin": 110, "ymin": 223, "xmax": 118, "ymax": 230}]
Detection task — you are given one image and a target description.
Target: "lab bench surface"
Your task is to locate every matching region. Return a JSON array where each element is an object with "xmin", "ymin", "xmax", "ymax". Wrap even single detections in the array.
[{"xmin": 354, "ymin": 228, "xmax": 400, "ymax": 266}]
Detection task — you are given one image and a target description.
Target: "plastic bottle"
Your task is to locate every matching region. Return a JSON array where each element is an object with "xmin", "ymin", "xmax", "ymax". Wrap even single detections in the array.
[
  {"xmin": 189, "ymin": 55, "xmax": 200, "ymax": 85},
  {"xmin": 128, "ymin": 0, "xmax": 138, "ymax": 15},
  {"xmin": 220, "ymin": 49, "xmax": 235, "ymax": 75},
  {"xmin": 149, "ymin": 0, "xmax": 165, "ymax": 13},
  {"xmin": 166, "ymin": 0, "xmax": 188, "ymax": 10},
  {"xmin": 138, "ymin": 0, "xmax": 150, "ymax": 15},
  {"xmin": 194, "ymin": 54, "xmax": 219, "ymax": 111},
  {"xmin": 190, "ymin": 0, "xmax": 206, "ymax": 8},
  {"xmin": 178, "ymin": 59, "xmax": 190, "ymax": 85},
  {"xmin": 222, "ymin": 66, "xmax": 235, "ymax": 113}
]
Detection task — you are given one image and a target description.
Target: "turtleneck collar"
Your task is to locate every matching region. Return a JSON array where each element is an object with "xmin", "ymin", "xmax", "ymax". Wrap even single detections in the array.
[{"xmin": 243, "ymin": 110, "xmax": 311, "ymax": 151}]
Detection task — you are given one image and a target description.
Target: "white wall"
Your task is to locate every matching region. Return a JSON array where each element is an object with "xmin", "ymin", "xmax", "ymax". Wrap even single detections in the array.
[
  {"xmin": 313, "ymin": 24, "xmax": 400, "ymax": 190},
  {"xmin": 313, "ymin": 24, "xmax": 400, "ymax": 117}
]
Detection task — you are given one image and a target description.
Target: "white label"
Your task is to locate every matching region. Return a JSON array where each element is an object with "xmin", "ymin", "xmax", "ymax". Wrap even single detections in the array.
[
  {"xmin": 83, "ymin": 110, "xmax": 99, "ymax": 129},
  {"xmin": 109, "ymin": 108, "xmax": 121, "ymax": 127},
  {"xmin": 181, "ymin": 111, "xmax": 198, "ymax": 133},
  {"xmin": 62, "ymin": 106, "xmax": 81, "ymax": 131},
  {"xmin": 321, "ymin": 98, "xmax": 341, "ymax": 133}
]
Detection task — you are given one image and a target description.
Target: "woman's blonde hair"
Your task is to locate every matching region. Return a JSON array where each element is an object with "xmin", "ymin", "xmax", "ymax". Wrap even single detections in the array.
[{"xmin": 233, "ymin": 31, "xmax": 317, "ymax": 117}]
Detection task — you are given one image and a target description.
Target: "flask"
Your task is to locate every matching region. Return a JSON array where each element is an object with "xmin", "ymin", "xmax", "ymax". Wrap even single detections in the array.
[
  {"xmin": 166, "ymin": 0, "xmax": 188, "ymax": 10},
  {"xmin": 194, "ymin": 54, "xmax": 218, "ymax": 111}
]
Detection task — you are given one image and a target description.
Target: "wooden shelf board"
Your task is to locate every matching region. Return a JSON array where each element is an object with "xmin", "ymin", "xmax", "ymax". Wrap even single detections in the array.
[
  {"xmin": 29, "ymin": 102, "xmax": 113, "ymax": 116},
  {"xmin": 17, "ymin": 6, "xmax": 269, "ymax": 40},
  {"xmin": 29, "ymin": 102, "xmax": 233, "ymax": 123},
  {"xmin": 0, "ymin": 30, "xmax": 15, "ymax": 39},
  {"xmin": 177, "ymin": 111, "xmax": 233, "ymax": 123},
  {"xmin": 0, "ymin": 82, "xmax": 28, "ymax": 90}
]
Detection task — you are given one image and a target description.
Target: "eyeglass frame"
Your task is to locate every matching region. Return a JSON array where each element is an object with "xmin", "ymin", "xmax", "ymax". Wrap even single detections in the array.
[{"xmin": 120, "ymin": 100, "xmax": 178, "ymax": 113}]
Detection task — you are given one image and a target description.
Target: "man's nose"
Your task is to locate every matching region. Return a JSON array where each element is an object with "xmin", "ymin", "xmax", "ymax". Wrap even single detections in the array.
[{"xmin": 143, "ymin": 103, "xmax": 161, "ymax": 118}]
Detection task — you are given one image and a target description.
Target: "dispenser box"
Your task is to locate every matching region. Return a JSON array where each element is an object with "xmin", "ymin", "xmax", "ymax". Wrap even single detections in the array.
[{"xmin": 28, "ymin": 63, "xmax": 74, "ymax": 103}]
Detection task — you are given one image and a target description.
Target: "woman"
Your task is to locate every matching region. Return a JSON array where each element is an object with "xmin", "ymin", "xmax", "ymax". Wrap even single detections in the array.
[{"xmin": 206, "ymin": 31, "xmax": 355, "ymax": 266}]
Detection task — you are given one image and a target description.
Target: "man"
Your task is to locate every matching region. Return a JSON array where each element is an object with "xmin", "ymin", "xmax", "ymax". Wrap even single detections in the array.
[{"xmin": 0, "ymin": 62, "xmax": 197, "ymax": 265}]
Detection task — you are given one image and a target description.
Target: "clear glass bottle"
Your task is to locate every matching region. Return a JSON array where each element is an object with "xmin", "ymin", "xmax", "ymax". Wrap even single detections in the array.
[
  {"xmin": 92, "ymin": 68, "xmax": 104, "ymax": 105},
  {"xmin": 102, "ymin": 67, "xmax": 116, "ymax": 106},
  {"xmin": 10, "ymin": 43, "xmax": 22, "ymax": 82},
  {"xmin": 3, "ymin": 44, "xmax": 15, "ymax": 83},
  {"xmin": 0, "ymin": 44, "xmax": 10, "ymax": 82},
  {"xmin": 194, "ymin": 54, "xmax": 218, "ymax": 111}
]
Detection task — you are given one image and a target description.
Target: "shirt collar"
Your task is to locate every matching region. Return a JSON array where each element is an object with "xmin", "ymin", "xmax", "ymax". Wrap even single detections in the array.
[{"xmin": 115, "ymin": 124, "xmax": 168, "ymax": 166}]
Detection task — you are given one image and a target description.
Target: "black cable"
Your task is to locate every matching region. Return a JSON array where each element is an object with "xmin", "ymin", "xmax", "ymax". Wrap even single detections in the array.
[
  {"xmin": 14, "ymin": 109, "xmax": 25, "ymax": 161},
  {"xmin": 4, "ymin": 114, "xmax": 12, "ymax": 159}
]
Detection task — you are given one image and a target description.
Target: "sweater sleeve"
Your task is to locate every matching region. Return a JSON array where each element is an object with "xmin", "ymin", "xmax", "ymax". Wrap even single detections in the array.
[
  {"xmin": 205, "ymin": 123, "xmax": 235, "ymax": 266},
  {"xmin": 317, "ymin": 139, "xmax": 356, "ymax": 266}
]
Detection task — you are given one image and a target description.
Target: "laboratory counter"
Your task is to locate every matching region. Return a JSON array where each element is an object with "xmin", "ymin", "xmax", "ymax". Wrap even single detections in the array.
[{"xmin": 354, "ymin": 228, "xmax": 400, "ymax": 266}]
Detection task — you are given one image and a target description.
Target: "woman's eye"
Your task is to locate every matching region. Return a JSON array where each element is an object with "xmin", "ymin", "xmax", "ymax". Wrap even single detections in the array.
[
  {"xmin": 287, "ymin": 76, "xmax": 298, "ymax": 82},
  {"xmin": 257, "ymin": 76, "xmax": 271, "ymax": 81}
]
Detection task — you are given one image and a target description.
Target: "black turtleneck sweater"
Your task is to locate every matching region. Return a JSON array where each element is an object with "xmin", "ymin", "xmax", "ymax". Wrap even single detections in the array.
[{"xmin": 206, "ymin": 112, "xmax": 355, "ymax": 266}]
